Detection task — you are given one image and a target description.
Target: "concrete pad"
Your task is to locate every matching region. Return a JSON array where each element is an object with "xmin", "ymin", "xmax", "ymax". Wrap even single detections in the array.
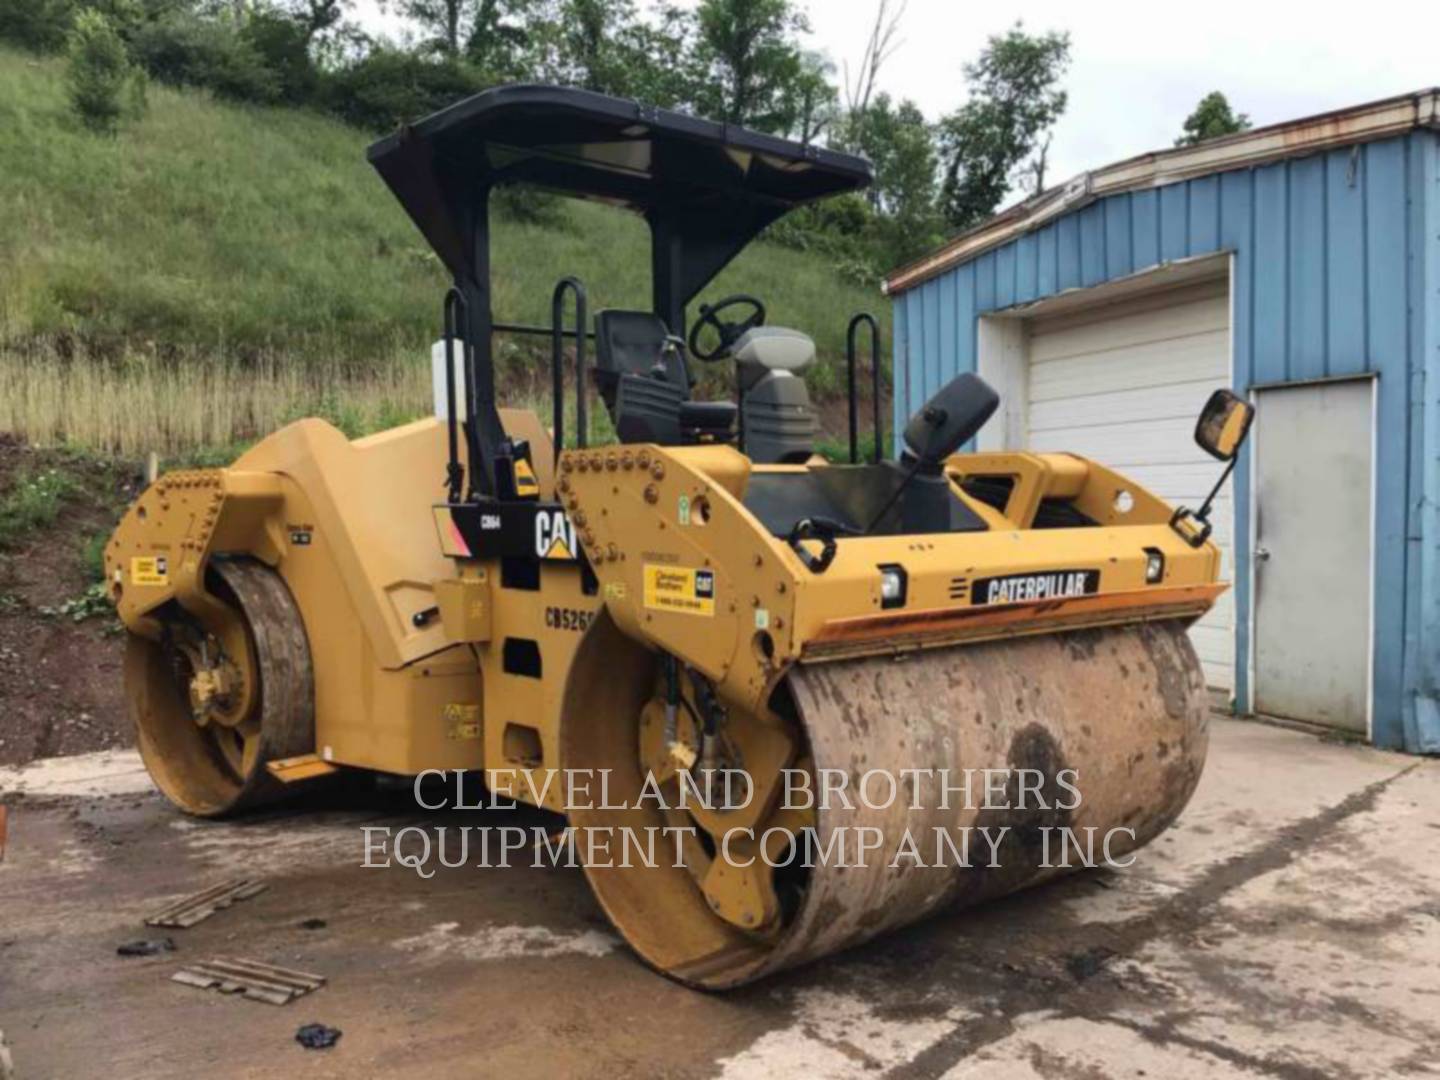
[
  {"xmin": 0, "ymin": 717, "xmax": 1436, "ymax": 1079},
  {"xmin": 0, "ymin": 748, "xmax": 150, "ymax": 799}
]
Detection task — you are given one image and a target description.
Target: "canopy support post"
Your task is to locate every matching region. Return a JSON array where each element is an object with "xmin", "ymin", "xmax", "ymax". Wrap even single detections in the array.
[{"xmin": 457, "ymin": 186, "xmax": 509, "ymax": 499}]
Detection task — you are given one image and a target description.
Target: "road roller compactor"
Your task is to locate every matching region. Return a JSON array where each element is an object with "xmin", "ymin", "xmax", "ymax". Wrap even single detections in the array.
[{"xmin": 106, "ymin": 86, "xmax": 1254, "ymax": 988}]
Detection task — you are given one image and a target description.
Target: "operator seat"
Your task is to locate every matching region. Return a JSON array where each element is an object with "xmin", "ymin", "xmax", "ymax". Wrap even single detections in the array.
[
  {"xmin": 732, "ymin": 326, "xmax": 818, "ymax": 464},
  {"xmin": 594, "ymin": 310, "xmax": 736, "ymax": 446}
]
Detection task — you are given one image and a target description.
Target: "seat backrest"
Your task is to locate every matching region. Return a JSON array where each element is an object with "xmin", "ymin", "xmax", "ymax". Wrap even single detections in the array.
[{"xmin": 594, "ymin": 310, "xmax": 689, "ymax": 407}]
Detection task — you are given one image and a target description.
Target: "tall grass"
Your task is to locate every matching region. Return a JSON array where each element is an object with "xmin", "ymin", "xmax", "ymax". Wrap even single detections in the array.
[
  {"xmin": 0, "ymin": 339, "xmax": 430, "ymax": 455},
  {"xmin": 1, "ymin": 45, "xmax": 891, "ymax": 456},
  {"xmin": 0, "ymin": 337, "xmax": 627, "ymax": 456}
]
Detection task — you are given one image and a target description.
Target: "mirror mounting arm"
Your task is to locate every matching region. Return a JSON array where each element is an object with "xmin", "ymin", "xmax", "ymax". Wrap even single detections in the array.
[
  {"xmin": 1170, "ymin": 456, "xmax": 1237, "ymax": 548},
  {"xmin": 1172, "ymin": 388, "xmax": 1253, "ymax": 548}
]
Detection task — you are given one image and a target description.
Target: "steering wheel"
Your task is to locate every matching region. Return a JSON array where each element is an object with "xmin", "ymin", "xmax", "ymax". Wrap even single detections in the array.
[{"xmin": 688, "ymin": 294, "xmax": 767, "ymax": 362}]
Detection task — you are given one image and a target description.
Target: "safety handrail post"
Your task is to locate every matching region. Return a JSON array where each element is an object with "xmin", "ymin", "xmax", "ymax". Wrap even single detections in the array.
[
  {"xmin": 551, "ymin": 277, "xmax": 588, "ymax": 464},
  {"xmin": 870, "ymin": 317, "xmax": 883, "ymax": 464},
  {"xmin": 846, "ymin": 313, "xmax": 883, "ymax": 464},
  {"xmin": 442, "ymin": 288, "xmax": 467, "ymax": 502}
]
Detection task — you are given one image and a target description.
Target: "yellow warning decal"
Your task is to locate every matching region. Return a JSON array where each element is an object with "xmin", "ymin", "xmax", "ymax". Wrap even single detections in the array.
[
  {"xmin": 513, "ymin": 457, "xmax": 540, "ymax": 498},
  {"xmin": 130, "ymin": 555, "xmax": 169, "ymax": 587},
  {"xmin": 443, "ymin": 703, "xmax": 481, "ymax": 741},
  {"xmin": 643, "ymin": 564, "xmax": 715, "ymax": 617}
]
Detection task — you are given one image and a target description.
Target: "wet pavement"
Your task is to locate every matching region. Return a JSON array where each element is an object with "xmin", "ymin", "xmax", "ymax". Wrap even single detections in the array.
[{"xmin": 1, "ymin": 717, "xmax": 1437, "ymax": 1079}]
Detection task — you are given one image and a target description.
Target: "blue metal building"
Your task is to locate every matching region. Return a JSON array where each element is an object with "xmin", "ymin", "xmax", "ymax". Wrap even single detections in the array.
[{"xmin": 885, "ymin": 91, "xmax": 1440, "ymax": 752}]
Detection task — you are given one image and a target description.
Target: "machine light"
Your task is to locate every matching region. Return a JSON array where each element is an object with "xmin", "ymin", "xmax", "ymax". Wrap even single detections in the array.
[
  {"xmin": 1144, "ymin": 548, "xmax": 1165, "ymax": 584},
  {"xmin": 879, "ymin": 564, "xmax": 908, "ymax": 609}
]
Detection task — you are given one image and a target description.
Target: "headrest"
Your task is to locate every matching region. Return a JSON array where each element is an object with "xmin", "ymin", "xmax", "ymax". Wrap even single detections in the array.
[{"xmin": 732, "ymin": 326, "xmax": 815, "ymax": 372}]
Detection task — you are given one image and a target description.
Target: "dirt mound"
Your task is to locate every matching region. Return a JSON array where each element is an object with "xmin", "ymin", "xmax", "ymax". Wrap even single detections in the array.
[{"xmin": 0, "ymin": 437, "xmax": 140, "ymax": 766}]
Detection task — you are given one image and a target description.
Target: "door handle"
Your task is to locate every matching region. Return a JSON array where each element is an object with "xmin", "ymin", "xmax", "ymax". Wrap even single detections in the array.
[{"xmin": 1256, "ymin": 546, "xmax": 1271, "ymax": 562}]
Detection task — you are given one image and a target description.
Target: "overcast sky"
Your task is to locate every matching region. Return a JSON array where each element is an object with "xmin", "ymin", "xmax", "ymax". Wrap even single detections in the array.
[{"xmin": 354, "ymin": 0, "xmax": 1439, "ymax": 183}]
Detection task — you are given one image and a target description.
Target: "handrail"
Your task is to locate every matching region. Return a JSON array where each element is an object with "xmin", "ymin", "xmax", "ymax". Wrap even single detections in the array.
[
  {"xmin": 550, "ymin": 277, "xmax": 588, "ymax": 461},
  {"xmin": 846, "ymin": 312, "xmax": 884, "ymax": 464},
  {"xmin": 496, "ymin": 319, "xmax": 595, "ymax": 340},
  {"xmin": 441, "ymin": 288, "xmax": 467, "ymax": 502}
]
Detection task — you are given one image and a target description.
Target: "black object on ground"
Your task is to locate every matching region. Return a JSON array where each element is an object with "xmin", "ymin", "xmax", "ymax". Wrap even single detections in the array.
[
  {"xmin": 298, "ymin": 918, "xmax": 327, "ymax": 930},
  {"xmin": 1064, "ymin": 945, "xmax": 1117, "ymax": 981},
  {"xmin": 116, "ymin": 938, "xmax": 176, "ymax": 957},
  {"xmin": 295, "ymin": 1023, "xmax": 342, "ymax": 1050}
]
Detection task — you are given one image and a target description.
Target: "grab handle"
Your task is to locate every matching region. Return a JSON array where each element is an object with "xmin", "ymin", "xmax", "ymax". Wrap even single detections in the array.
[
  {"xmin": 846, "ymin": 313, "xmax": 884, "ymax": 464},
  {"xmin": 551, "ymin": 277, "xmax": 588, "ymax": 463}
]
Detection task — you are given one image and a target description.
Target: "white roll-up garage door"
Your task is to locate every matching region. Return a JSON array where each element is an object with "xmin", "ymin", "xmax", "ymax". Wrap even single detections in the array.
[{"xmin": 1025, "ymin": 279, "xmax": 1234, "ymax": 690}]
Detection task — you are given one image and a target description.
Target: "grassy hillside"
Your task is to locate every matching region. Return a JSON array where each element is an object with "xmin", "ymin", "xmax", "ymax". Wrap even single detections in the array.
[{"xmin": 0, "ymin": 47, "xmax": 889, "ymax": 455}]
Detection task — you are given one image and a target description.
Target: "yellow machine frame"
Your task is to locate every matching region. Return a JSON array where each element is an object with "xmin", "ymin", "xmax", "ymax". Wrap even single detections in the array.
[{"xmin": 107, "ymin": 410, "xmax": 1223, "ymax": 813}]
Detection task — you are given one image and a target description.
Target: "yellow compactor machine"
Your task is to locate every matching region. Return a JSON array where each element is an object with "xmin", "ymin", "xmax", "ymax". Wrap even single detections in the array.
[{"xmin": 107, "ymin": 85, "xmax": 1253, "ymax": 988}]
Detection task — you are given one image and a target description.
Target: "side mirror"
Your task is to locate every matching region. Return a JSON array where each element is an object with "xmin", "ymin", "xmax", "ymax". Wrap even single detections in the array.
[
  {"xmin": 903, "ymin": 373, "xmax": 1000, "ymax": 469},
  {"xmin": 1195, "ymin": 389, "xmax": 1254, "ymax": 461},
  {"xmin": 1172, "ymin": 388, "xmax": 1254, "ymax": 548}
]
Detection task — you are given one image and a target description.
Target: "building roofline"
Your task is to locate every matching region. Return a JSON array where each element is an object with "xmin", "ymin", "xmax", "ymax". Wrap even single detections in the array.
[{"xmin": 884, "ymin": 87, "xmax": 1440, "ymax": 296}]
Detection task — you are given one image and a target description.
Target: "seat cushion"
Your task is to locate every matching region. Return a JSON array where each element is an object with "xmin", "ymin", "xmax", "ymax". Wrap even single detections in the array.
[{"xmin": 679, "ymin": 400, "xmax": 738, "ymax": 433}]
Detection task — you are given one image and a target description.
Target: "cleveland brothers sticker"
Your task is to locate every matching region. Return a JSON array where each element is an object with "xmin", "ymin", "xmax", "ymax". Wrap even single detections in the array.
[{"xmin": 643, "ymin": 564, "xmax": 716, "ymax": 616}]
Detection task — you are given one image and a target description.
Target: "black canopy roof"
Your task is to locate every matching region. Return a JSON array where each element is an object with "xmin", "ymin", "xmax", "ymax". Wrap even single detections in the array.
[{"xmin": 367, "ymin": 84, "xmax": 873, "ymax": 321}]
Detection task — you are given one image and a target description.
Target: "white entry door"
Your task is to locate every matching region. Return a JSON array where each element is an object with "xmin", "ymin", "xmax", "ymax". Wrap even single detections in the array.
[
  {"xmin": 1252, "ymin": 379, "xmax": 1373, "ymax": 732},
  {"xmin": 1024, "ymin": 279, "xmax": 1234, "ymax": 689}
]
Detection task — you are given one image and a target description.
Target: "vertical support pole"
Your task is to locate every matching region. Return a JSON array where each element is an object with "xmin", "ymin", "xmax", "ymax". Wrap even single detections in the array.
[
  {"xmin": 847, "ymin": 313, "xmax": 883, "ymax": 463},
  {"xmin": 442, "ymin": 288, "xmax": 466, "ymax": 502},
  {"xmin": 735, "ymin": 362, "xmax": 745, "ymax": 454},
  {"xmin": 551, "ymin": 276, "xmax": 589, "ymax": 462},
  {"xmin": 650, "ymin": 216, "xmax": 687, "ymax": 350},
  {"xmin": 872, "ymin": 320, "xmax": 885, "ymax": 465},
  {"xmin": 457, "ymin": 186, "xmax": 508, "ymax": 498},
  {"xmin": 846, "ymin": 326, "xmax": 859, "ymax": 464}
]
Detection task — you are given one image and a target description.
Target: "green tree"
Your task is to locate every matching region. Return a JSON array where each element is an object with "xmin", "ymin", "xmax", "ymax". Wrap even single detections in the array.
[
  {"xmin": 391, "ymin": 0, "xmax": 468, "ymax": 56},
  {"xmin": 323, "ymin": 44, "xmax": 480, "ymax": 129},
  {"xmin": 286, "ymin": 0, "xmax": 348, "ymax": 42},
  {"xmin": 1176, "ymin": 91, "xmax": 1250, "ymax": 146},
  {"xmin": 622, "ymin": 4, "xmax": 701, "ymax": 107},
  {"xmin": 691, "ymin": 0, "xmax": 808, "ymax": 131},
  {"xmin": 0, "ymin": 0, "xmax": 77, "ymax": 52},
  {"xmin": 84, "ymin": 0, "xmax": 148, "ymax": 42},
  {"xmin": 842, "ymin": 93, "xmax": 942, "ymax": 265},
  {"xmin": 132, "ymin": 10, "xmax": 282, "ymax": 103},
  {"xmin": 390, "ymin": 0, "xmax": 531, "ymax": 73},
  {"xmin": 66, "ymin": 8, "xmax": 146, "ymax": 133},
  {"xmin": 241, "ymin": 7, "xmax": 319, "ymax": 103},
  {"xmin": 781, "ymin": 49, "xmax": 837, "ymax": 143},
  {"xmin": 464, "ymin": 0, "xmax": 537, "ymax": 77},
  {"xmin": 525, "ymin": 0, "xmax": 688, "ymax": 101},
  {"xmin": 549, "ymin": 0, "xmax": 613, "ymax": 89},
  {"xmin": 937, "ymin": 24, "xmax": 1070, "ymax": 230}
]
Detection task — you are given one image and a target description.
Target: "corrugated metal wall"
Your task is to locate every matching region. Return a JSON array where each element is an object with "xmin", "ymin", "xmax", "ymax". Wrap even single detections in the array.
[{"xmin": 891, "ymin": 131, "xmax": 1440, "ymax": 751}]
